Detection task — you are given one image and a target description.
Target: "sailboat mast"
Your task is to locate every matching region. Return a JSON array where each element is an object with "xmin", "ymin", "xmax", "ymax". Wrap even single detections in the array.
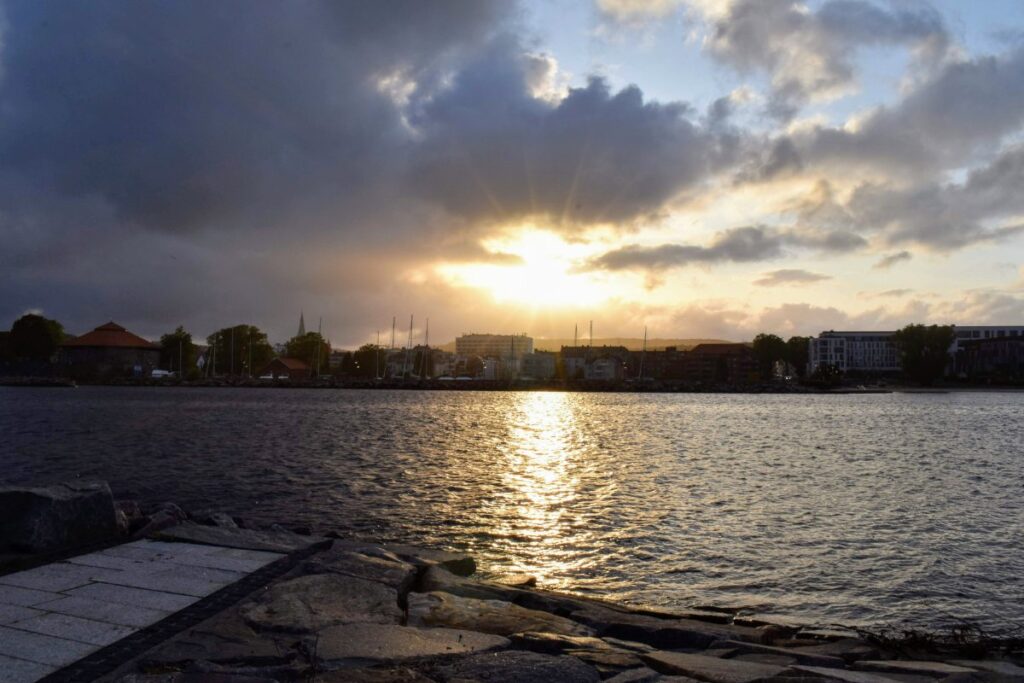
[
  {"xmin": 403, "ymin": 315, "xmax": 413, "ymax": 378},
  {"xmin": 639, "ymin": 326, "xmax": 647, "ymax": 381}
]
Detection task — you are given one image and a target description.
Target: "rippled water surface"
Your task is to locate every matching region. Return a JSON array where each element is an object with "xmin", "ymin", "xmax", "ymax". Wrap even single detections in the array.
[{"xmin": 3, "ymin": 387, "xmax": 1022, "ymax": 629}]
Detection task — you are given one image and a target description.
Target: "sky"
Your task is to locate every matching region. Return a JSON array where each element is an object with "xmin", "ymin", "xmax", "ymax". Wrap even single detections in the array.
[{"xmin": 1, "ymin": 0, "xmax": 1023, "ymax": 347}]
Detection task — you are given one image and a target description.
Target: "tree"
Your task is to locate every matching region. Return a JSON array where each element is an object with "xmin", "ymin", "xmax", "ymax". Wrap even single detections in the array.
[
  {"xmin": 206, "ymin": 325, "xmax": 274, "ymax": 376},
  {"xmin": 284, "ymin": 332, "xmax": 331, "ymax": 375},
  {"xmin": 349, "ymin": 344, "xmax": 385, "ymax": 379},
  {"xmin": 785, "ymin": 336, "xmax": 811, "ymax": 378},
  {"xmin": 159, "ymin": 326, "xmax": 197, "ymax": 376},
  {"xmin": 10, "ymin": 314, "xmax": 65, "ymax": 361},
  {"xmin": 892, "ymin": 324, "xmax": 955, "ymax": 385},
  {"xmin": 752, "ymin": 333, "xmax": 787, "ymax": 381}
]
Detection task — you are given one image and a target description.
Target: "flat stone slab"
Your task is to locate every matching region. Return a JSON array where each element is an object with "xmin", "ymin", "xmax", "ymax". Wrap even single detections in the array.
[
  {"xmin": 331, "ymin": 540, "xmax": 476, "ymax": 576},
  {"xmin": 0, "ymin": 539, "xmax": 282, "ymax": 681},
  {"xmin": 240, "ymin": 573, "xmax": 402, "ymax": 633},
  {"xmin": 947, "ymin": 660, "xmax": 1024, "ymax": 676},
  {"xmin": 853, "ymin": 660, "xmax": 979, "ymax": 677},
  {"xmin": 791, "ymin": 665, "xmax": 910, "ymax": 682},
  {"xmin": 154, "ymin": 522, "xmax": 327, "ymax": 553},
  {"xmin": 436, "ymin": 650, "xmax": 601, "ymax": 683},
  {"xmin": 714, "ymin": 638, "xmax": 847, "ymax": 667},
  {"xmin": 314, "ymin": 623, "xmax": 509, "ymax": 665},
  {"xmin": 642, "ymin": 651, "xmax": 786, "ymax": 683},
  {"xmin": 302, "ymin": 546, "xmax": 418, "ymax": 594},
  {"xmin": 407, "ymin": 590, "xmax": 594, "ymax": 637}
]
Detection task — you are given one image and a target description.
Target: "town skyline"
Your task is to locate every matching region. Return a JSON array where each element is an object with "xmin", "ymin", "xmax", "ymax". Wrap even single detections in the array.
[{"xmin": 2, "ymin": 1, "xmax": 1023, "ymax": 347}]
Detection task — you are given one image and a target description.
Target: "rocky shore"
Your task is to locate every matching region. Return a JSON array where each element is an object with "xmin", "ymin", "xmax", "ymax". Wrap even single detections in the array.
[{"xmin": 2, "ymin": 482, "xmax": 1022, "ymax": 682}]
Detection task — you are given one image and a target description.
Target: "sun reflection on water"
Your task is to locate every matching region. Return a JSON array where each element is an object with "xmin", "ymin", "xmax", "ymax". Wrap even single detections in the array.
[{"xmin": 493, "ymin": 392, "xmax": 588, "ymax": 586}]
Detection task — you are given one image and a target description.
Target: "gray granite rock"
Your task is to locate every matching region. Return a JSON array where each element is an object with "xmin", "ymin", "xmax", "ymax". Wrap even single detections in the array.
[
  {"xmin": 787, "ymin": 638, "xmax": 880, "ymax": 663},
  {"xmin": 435, "ymin": 650, "xmax": 601, "ymax": 683},
  {"xmin": 314, "ymin": 667, "xmax": 438, "ymax": 682},
  {"xmin": 789, "ymin": 665, "xmax": 913, "ymax": 682},
  {"xmin": 604, "ymin": 668, "xmax": 663, "ymax": 683},
  {"xmin": 0, "ymin": 480, "xmax": 119, "ymax": 553},
  {"xmin": 947, "ymin": 660, "xmax": 1024, "ymax": 677},
  {"xmin": 642, "ymin": 651, "xmax": 786, "ymax": 683},
  {"xmin": 407, "ymin": 591, "xmax": 594, "ymax": 637},
  {"xmin": 314, "ymin": 624, "xmax": 508, "ymax": 666},
  {"xmin": 712, "ymin": 639, "xmax": 846, "ymax": 667},
  {"xmin": 852, "ymin": 660, "xmax": 978, "ymax": 677},
  {"xmin": 566, "ymin": 648, "xmax": 646, "ymax": 675},
  {"xmin": 419, "ymin": 564, "xmax": 526, "ymax": 603},
  {"xmin": 733, "ymin": 653, "xmax": 797, "ymax": 667},
  {"xmin": 139, "ymin": 610, "xmax": 298, "ymax": 669},
  {"xmin": 570, "ymin": 604, "xmax": 727, "ymax": 650},
  {"xmin": 332, "ymin": 540, "xmax": 476, "ymax": 576},
  {"xmin": 303, "ymin": 546, "xmax": 418, "ymax": 595},
  {"xmin": 155, "ymin": 522, "xmax": 327, "ymax": 553},
  {"xmin": 241, "ymin": 573, "xmax": 401, "ymax": 633},
  {"xmin": 510, "ymin": 630, "xmax": 620, "ymax": 655}
]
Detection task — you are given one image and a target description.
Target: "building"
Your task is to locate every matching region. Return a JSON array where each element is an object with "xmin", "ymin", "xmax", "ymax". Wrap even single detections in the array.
[
  {"xmin": 520, "ymin": 351, "xmax": 556, "ymax": 380},
  {"xmin": 680, "ymin": 343, "xmax": 758, "ymax": 385},
  {"xmin": 258, "ymin": 357, "xmax": 310, "ymax": 380},
  {"xmin": 807, "ymin": 331, "xmax": 900, "ymax": 374},
  {"xmin": 560, "ymin": 345, "xmax": 630, "ymax": 379},
  {"xmin": 455, "ymin": 333, "xmax": 533, "ymax": 360},
  {"xmin": 956, "ymin": 337, "xmax": 1024, "ymax": 382},
  {"xmin": 61, "ymin": 321, "xmax": 160, "ymax": 379},
  {"xmin": 808, "ymin": 326, "xmax": 1024, "ymax": 375}
]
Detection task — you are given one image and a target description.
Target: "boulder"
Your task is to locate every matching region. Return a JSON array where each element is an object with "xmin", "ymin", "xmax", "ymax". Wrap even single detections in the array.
[
  {"xmin": 789, "ymin": 665, "xmax": 916, "ymax": 683},
  {"xmin": 605, "ymin": 668, "xmax": 663, "ymax": 683},
  {"xmin": 313, "ymin": 624, "xmax": 508, "ymax": 666},
  {"xmin": 947, "ymin": 661, "xmax": 1024, "ymax": 677},
  {"xmin": 642, "ymin": 651, "xmax": 786, "ymax": 683},
  {"xmin": 569, "ymin": 604, "xmax": 729, "ymax": 650},
  {"xmin": 139, "ymin": 610, "xmax": 298, "ymax": 670},
  {"xmin": 303, "ymin": 546, "xmax": 418, "ymax": 595},
  {"xmin": 0, "ymin": 480, "xmax": 119, "ymax": 553},
  {"xmin": 435, "ymin": 650, "xmax": 601, "ymax": 683},
  {"xmin": 241, "ymin": 573, "xmax": 402, "ymax": 633},
  {"xmin": 314, "ymin": 667, "xmax": 437, "ymax": 682},
  {"xmin": 407, "ymin": 591, "xmax": 594, "ymax": 637}
]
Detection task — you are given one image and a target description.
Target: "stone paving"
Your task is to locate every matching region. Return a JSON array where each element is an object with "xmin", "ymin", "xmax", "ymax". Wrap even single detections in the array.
[{"xmin": 0, "ymin": 539, "xmax": 282, "ymax": 682}]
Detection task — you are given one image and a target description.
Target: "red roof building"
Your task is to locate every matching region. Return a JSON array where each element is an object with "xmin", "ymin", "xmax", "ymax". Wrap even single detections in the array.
[
  {"xmin": 61, "ymin": 322, "xmax": 160, "ymax": 379},
  {"xmin": 258, "ymin": 357, "xmax": 311, "ymax": 380}
]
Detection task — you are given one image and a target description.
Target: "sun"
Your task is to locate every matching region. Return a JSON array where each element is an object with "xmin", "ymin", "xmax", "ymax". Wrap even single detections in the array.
[{"xmin": 437, "ymin": 230, "xmax": 614, "ymax": 308}]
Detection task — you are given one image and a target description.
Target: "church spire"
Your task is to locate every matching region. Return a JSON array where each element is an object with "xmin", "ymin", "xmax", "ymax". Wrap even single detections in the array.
[{"xmin": 298, "ymin": 310, "xmax": 306, "ymax": 337}]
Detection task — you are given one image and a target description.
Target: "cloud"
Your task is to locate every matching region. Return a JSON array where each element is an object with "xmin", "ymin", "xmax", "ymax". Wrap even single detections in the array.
[
  {"xmin": 874, "ymin": 251, "xmax": 913, "ymax": 269},
  {"xmin": 698, "ymin": 0, "xmax": 949, "ymax": 118},
  {"xmin": 587, "ymin": 224, "xmax": 864, "ymax": 272},
  {"xmin": 754, "ymin": 269, "xmax": 831, "ymax": 286},
  {"xmin": 407, "ymin": 64, "xmax": 736, "ymax": 229}
]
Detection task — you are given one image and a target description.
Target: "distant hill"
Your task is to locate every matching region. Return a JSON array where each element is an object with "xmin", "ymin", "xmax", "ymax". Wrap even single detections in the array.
[{"xmin": 436, "ymin": 337, "xmax": 732, "ymax": 352}]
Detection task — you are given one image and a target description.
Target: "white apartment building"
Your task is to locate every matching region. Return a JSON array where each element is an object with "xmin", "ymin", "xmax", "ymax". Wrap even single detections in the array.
[
  {"xmin": 808, "ymin": 325, "xmax": 1024, "ymax": 374},
  {"xmin": 455, "ymin": 333, "xmax": 534, "ymax": 360}
]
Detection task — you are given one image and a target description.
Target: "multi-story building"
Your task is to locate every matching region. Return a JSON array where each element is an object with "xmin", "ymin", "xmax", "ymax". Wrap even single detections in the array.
[
  {"xmin": 807, "ymin": 326, "xmax": 1024, "ymax": 375},
  {"xmin": 956, "ymin": 336, "xmax": 1024, "ymax": 381},
  {"xmin": 680, "ymin": 343, "xmax": 758, "ymax": 385},
  {"xmin": 455, "ymin": 333, "xmax": 533, "ymax": 360},
  {"xmin": 520, "ymin": 351, "xmax": 556, "ymax": 380},
  {"xmin": 807, "ymin": 331, "xmax": 900, "ymax": 374},
  {"xmin": 560, "ymin": 345, "xmax": 630, "ymax": 379}
]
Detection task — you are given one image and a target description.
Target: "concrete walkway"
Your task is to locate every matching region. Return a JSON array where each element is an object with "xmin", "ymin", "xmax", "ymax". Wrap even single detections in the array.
[{"xmin": 0, "ymin": 539, "xmax": 283, "ymax": 682}]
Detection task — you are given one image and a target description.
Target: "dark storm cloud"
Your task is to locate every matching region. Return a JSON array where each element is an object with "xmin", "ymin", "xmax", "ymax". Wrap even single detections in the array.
[
  {"xmin": 704, "ymin": 0, "xmax": 949, "ymax": 119},
  {"xmin": 587, "ymin": 224, "xmax": 864, "ymax": 272},
  {"xmin": 407, "ymin": 57, "xmax": 737, "ymax": 228},
  {"xmin": 754, "ymin": 269, "xmax": 831, "ymax": 286},
  {"xmin": 0, "ymin": 1, "xmax": 512, "ymax": 235}
]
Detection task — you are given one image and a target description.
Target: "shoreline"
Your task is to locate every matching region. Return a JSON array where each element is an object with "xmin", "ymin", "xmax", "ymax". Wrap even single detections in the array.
[{"xmin": 2, "ymin": 483, "xmax": 1022, "ymax": 680}]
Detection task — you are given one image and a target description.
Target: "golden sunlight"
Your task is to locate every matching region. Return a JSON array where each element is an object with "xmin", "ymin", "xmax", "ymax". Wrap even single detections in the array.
[{"xmin": 436, "ymin": 230, "xmax": 616, "ymax": 307}]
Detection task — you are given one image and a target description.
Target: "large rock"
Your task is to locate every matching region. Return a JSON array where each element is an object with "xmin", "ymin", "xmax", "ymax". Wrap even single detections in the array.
[
  {"xmin": 569, "ymin": 603, "xmax": 731, "ymax": 650},
  {"xmin": 642, "ymin": 651, "xmax": 786, "ymax": 683},
  {"xmin": 314, "ymin": 623, "xmax": 508, "ymax": 666},
  {"xmin": 852, "ymin": 660, "xmax": 978, "ymax": 677},
  {"xmin": 435, "ymin": 650, "xmax": 601, "ymax": 683},
  {"xmin": 0, "ymin": 480, "xmax": 119, "ymax": 553},
  {"xmin": 303, "ymin": 546, "xmax": 418, "ymax": 595},
  {"xmin": 510, "ymin": 631, "xmax": 620, "ymax": 655},
  {"xmin": 332, "ymin": 540, "xmax": 476, "ymax": 576},
  {"xmin": 789, "ymin": 665, "xmax": 915, "ymax": 682},
  {"xmin": 419, "ymin": 564, "xmax": 524, "ymax": 602},
  {"xmin": 155, "ymin": 522, "xmax": 327, "ymax": 553},
  {"xmin": 711, "ymin": 639, "xmax": 846, "ymax": 667},
  {"xmin": 241, "ymin": 573, "xmax": 402, "ymax": 633},
  {"xmin": 407, "ymin": 591, "xmax": 594, "ymax": 637}
]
